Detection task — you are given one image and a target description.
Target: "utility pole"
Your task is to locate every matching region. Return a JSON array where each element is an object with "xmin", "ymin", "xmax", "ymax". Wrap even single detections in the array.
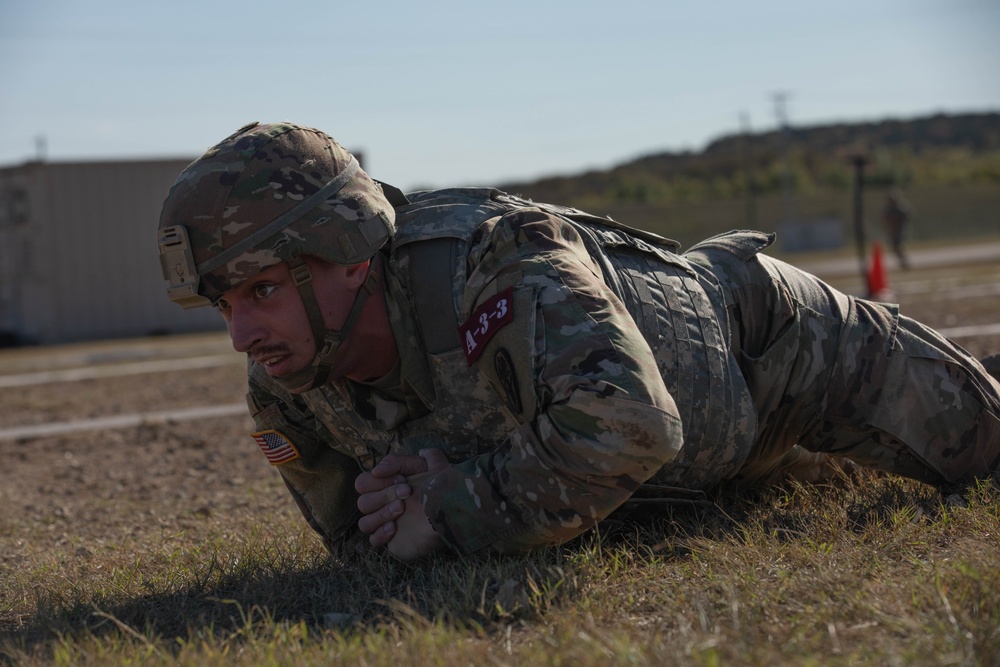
[
  {"xmin": 740, "ymin": 111, "xmax": 756, "ymax": 228},
  {"xmin": 772, "ymin": 92, "xmax": 794, "ymax": 225},
  {"xmin": 34, "ymin": 135, "xmax": 48, "ymax": 162},
  {"xmin": 846, "ymin": 151, "xmax": 870, "ymax": 286}
]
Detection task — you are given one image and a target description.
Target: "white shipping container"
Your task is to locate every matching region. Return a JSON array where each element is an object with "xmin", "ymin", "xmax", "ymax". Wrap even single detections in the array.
[{"xmin": 0, "ymin": 158, "xmax": 226, "ymax": 345}]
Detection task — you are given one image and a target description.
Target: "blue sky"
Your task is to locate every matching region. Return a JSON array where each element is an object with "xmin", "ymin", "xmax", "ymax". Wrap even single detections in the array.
[{"xmin": 2, "ymin": 0, "xmax": 998, "ymax": 191}]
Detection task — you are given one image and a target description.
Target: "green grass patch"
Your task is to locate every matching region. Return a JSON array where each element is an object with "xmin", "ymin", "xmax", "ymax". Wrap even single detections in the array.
[{"xmin": 3, "ymin": 473, "xmax": 998, "ymax": 666}]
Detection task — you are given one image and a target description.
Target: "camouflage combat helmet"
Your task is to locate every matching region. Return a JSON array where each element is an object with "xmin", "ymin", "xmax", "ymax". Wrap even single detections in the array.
[{"xmin": 157, "ymin": 121, "xmax": 396, "ymax": 391}]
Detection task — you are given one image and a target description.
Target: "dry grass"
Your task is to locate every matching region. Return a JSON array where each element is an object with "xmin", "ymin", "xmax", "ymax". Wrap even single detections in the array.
[{"xmin": 3, "ymin": 467, "xmax": 998, "ymax": 666}]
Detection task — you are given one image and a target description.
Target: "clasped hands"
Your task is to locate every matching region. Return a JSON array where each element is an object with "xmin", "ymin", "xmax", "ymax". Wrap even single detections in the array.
[{"xmin": 355, "ymin": 448, "xmax": 450, "ymax": 561}]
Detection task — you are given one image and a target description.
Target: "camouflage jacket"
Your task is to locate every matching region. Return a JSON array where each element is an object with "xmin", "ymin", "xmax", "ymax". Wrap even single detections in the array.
[{"xmin": 246, "ymin": 188, "xmax": 756, "ymax": 555}]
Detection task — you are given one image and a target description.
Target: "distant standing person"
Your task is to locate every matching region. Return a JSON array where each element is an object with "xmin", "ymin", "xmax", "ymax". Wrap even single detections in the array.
[{"xmin": 883, "ymin": 188, "xmax": 912, "ymax": 269}]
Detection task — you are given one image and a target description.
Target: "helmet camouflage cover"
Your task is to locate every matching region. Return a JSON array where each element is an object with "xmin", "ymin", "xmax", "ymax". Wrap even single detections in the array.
[{"xmin": 157, "ymin": 121, "xmax": 395, "ymax": 308}]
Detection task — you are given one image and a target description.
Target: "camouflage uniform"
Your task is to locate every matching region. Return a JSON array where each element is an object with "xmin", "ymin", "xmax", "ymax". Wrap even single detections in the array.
[{"xmin": 246, "ymin": 188, "xmax": 1000, "ymax": 556}]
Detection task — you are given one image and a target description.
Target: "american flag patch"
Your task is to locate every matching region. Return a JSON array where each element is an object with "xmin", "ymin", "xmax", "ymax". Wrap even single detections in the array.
[{"xmin": 251, "ymin": 430, "xmax": 301, "ymax": 465}]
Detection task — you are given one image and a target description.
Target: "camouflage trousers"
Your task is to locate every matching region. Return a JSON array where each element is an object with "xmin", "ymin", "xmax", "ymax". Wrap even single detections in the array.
[{"xmin": 686, "ymin": 231, "xmax": 1000, "ymax": 491}]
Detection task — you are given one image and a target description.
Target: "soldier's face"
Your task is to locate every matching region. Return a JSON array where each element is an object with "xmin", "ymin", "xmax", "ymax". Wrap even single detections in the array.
[{"xmin": 215, "ymin": 257, "xmax": 356, "ymax": 390}]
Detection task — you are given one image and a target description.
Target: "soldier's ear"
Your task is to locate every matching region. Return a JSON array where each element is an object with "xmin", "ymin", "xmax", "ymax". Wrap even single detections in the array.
[{"xmin": 342, "ymin": 259, "xmax": 373, "ymax": 290}]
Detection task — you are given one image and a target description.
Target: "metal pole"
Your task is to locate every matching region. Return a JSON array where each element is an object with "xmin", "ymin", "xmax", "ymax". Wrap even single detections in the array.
[
  {"xmin": 850, "ymin": 154, "xmax": 868, "ymax": 285},
  {"xmin": 772, "ymin": 92, "xmax": 794, "ymax": 225},
  {"xmin": 740, "ymin": 111, "xmax": 756, "ymax": 228}
]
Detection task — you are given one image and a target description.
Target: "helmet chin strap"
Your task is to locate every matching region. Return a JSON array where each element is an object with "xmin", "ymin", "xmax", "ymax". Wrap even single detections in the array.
[{"xmin": 274, "ymin": 255, "xmax": 380, "ymax": 392}]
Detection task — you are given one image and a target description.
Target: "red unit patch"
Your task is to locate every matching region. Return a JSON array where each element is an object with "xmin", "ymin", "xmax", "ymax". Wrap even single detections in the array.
[{"xmin": 458, "ymin": 287, "xmax": 514, "ymax": 365}]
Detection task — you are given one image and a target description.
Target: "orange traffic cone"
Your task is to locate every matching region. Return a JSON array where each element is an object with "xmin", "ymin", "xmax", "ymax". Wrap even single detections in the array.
[{"xmin": 867, "ymin": 241, "xmax": 893, "ymax": 301}]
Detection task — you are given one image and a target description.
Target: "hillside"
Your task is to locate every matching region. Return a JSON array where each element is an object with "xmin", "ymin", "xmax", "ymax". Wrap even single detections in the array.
[{"xmin": 498, "ymin": 112, "xmax": 1000, "ymax": 250}]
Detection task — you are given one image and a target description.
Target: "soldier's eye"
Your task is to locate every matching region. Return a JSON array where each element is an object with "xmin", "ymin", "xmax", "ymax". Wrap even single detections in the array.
[
  {"xmin": 214, "ymin": 298, "xmax": 231, "ymax": 312},
  {"xmin": 253, "ymin": 283, "xmax": 277, "ymax": 299}
]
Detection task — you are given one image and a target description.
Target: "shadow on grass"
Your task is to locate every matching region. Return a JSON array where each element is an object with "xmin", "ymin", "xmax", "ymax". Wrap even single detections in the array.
[
  {"xmin": 1, "ymin": 535, "xmax": 580, "ymax": 661},
  {"xmin": 0, "ymin": 472, "xmax": 959, "ymax": 663}
]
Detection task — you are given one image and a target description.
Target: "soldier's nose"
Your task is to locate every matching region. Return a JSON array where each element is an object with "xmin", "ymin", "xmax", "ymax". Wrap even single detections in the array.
[{"xmin": 227, "ymin": 305, "xmax": 265, "ymax": 354}]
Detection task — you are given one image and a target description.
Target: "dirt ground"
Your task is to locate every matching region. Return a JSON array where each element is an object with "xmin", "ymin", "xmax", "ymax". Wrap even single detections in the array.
[
  {"xmin": 0, "ymin": 335, "xmax": 291, "ymax": 590},
  {"xmin": 1, "ymin": 252, "xmax": 998, "ymax": 617}
]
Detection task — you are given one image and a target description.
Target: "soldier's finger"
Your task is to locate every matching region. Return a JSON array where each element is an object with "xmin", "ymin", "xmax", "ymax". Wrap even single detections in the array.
[
  {"xmin": 355, "ymin": 471, "xmax": 406, "ymax": 494},
  {"xmin": 418, "ymin": 448, "xmax": 450, "ymax": 471},
  {"xmin": 371, "ymin": 453, "xmax": 430, "ymax": 479},
  {"xmin": 357, "ymin": 483, "xmax": 411, "ymax": 514},
  {"xmin": 368, "ymin": 521, "xmax": 396, "ymax": 547},
  {"xmin": 368, "ymin": 521, "xmax": 397, "ymax": 548},
  {"xmin": 358, "ymin": 499, "xmax": 406, "ymax": 535}
]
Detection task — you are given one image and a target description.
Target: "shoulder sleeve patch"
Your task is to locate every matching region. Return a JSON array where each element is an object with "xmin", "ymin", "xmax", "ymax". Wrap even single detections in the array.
[
  {"xmin": 252, "ymin": 429, "xmax": 302, "ymax": 465},
  {"xmin": 458, "ymin": 286, "xmax": 514, "ymax": 365}
]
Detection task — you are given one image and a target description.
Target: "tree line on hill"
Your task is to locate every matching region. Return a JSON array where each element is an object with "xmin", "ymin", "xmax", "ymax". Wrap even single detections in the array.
[
  {"xmin": 502, "ymin": 111, "xmax": 1000, "ymax": 206},
  {"xmin": 498, "ymin": 112, "xmax": 1000, "ymax": 247}
]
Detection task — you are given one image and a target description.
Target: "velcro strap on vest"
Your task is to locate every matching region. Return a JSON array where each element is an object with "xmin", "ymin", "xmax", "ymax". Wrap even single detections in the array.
[{"xmin": 408, "ymin": 238, "xmax": 461, "ymax": 354}]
